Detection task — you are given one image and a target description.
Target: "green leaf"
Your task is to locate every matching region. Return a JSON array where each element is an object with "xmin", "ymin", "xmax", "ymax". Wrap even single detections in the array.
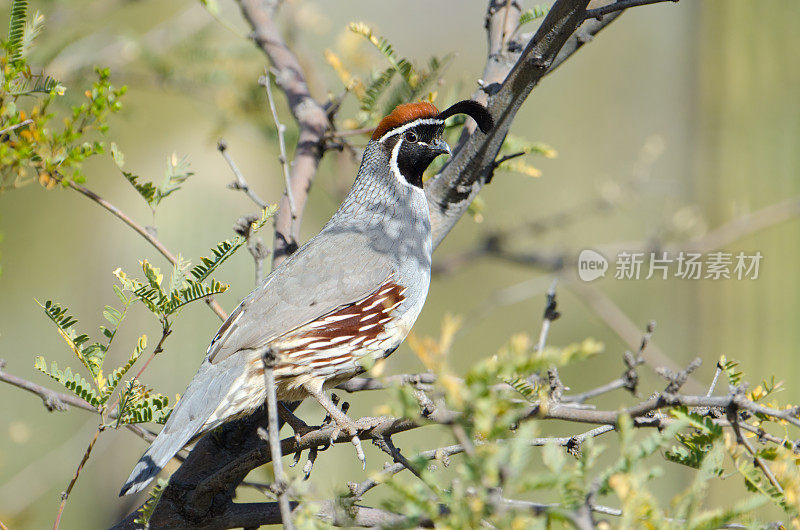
[
  {"xmin": 519, "ymin": 5, "xmax": 549, "ymax": 27},
  {"xmin": 189, "ymin": 205, "xmax": 277, "ymax": 284},
  {"xmin": 110, "ymin": 142, "xmax": 125, "ymax": 168},
  {"xmin": 736, "ymin": 458, "xmax": 793, "ymax": 515},
  {"xmin": 34, "ymin": 356, "xmax": 102, "ymax": 408},
  {"xmin": 141, "ymin": 260, "xmax": 164, "ymax": 292},
  {"xmin": 8, "ymin": 74, "xmax": 64, "ymax": 97},
  {"xmin": 7, "ymin": 0, "xmax": 28, "ymax": 63},
  {"xmin": 505, "ymin": 377, "xmax": 541, "ymax": 402},
  {"xmin": 156, "ymin": 153, "xmax": 192, "ymax": 203},
  {"xmin": 719, "ymin": 355, "xmax": 743, "ymax": 387},
  {"xmin": 118, "ymin": 380, "xmax": 172, "ymax": 425},
  {"xmin": 134, "ymin": 479, "xmax": 168, "ymax": 525},
  {"xmin": 665, "ymin": 408, "xmax": 724, "ymax": 472},
  {"xmin": 167, "ymin": 254, "xmax": 191, "ymax": 295},
  {"xmin": 122, "ymin": 171, "xmax": 157, "ymax": 207},
  {"xmin": 161, "ymin": 279, "xmax": 229, "ymax": 315},
  {"xmin": 348, "ymin": 22, "xmax": 451, "ymax": 119},
  {"xmin": 19, "ymin": 9, "xmax": 44, "ymax": 61},
  {"xmin": 103, "ymin": 305, "xmax": 123, "ymax": 327},
  {"xmin": 37, "ymin": 300, "xmax": 100, "ymax": 381},
  {"xmin": 103, "ymin": 335, "xmax": 147, "ymax": 401},
  {"xmin": 361, "ymin": 66, "xmax": 395, "ymax": 113}
]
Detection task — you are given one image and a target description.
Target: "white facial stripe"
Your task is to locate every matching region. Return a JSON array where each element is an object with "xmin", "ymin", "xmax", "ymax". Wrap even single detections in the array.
[
  {"xmin": 389, "ymin": 137, "xmax": 420, "ymax": 191},
  {"xmin": 378, "ymin": 117, "xmax": 444, "ymax": 143},
  {"xmin": 389, "ymin": 137, "xmax": 404, "ymax": 184}
]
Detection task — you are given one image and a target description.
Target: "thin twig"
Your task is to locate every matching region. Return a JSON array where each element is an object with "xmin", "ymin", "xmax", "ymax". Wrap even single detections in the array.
[
  {"xmin": 0, "ymin": 118, "xmax": 33, "ymax": 136},
  {"xmin": 335, "ymin": 373, "xmax": 437, "ymax": 393},
  {"xmin": 536, "ymin": 280, "xmax": 560, "ymax": 353},
  {"xmin": 218, "ymin": 138, "xmax": 268, "ymax": 209},
  {"xmin": 236, "ymin": 0, "xmax": 330, "ymax": 266},
  {"xmin": 372, "ymin": 436, "xmax": 424, "ymax": 482},
  {"xmin": 234, "ymin": 214, "xmax": 270, "ymax": 286},
  {"xmin": 261, "ymin": 349, "xmax": 295, "ymax": 530},
  {"xmin": 62, "ymin": 178, "xmax": 228, "ymax": 321},
  {"xmin": 52, "ymin": 426, "xmax": 103, "ymax": 530},
  {"xmin": 0, "ymin": 361, "xmax": 160, "ymax": 446},
  {"xmin": 707, "ymin": 359, "xmax": 724, "ymax": 397},
  {"xmin": 262, "ymin": 71, "xmax": 297, "ymax": 234},
  {"xmin": 0, "ymin": 359, "xmax": 92, "ymax": 412},
  {"xmin": 568, "ymin": 281, "xmax": 703, "ymax": 393},
  {"xmin": 727, "ymin": 405, "xmax": 784, "ymax": 495}
]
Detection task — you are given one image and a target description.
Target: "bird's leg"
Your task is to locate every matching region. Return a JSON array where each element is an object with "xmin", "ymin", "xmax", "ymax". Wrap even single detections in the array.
[{"xmin": 302, "ymin": 383, "xmax": 366, "ymax": 468}]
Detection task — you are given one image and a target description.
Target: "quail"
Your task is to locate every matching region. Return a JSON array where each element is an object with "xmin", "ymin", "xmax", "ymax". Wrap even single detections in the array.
[{"xmin": 119, "ymin": 99, "xmax": 493, "ymax": 496}]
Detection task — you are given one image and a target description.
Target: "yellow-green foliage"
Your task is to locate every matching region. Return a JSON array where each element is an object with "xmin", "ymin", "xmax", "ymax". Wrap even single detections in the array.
[{"xmin": 1, "ymin": 0, "xmax": 125, "ymax": 192}]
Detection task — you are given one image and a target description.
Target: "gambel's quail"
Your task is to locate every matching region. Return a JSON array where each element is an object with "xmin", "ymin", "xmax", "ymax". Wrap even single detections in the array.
[{"xmin": 120, "ymin": 99, "xmax": 493, "ymax": 496}]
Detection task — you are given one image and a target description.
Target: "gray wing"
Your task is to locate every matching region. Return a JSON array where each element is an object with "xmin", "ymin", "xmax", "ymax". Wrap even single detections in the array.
[{"xmin": 208, "ymin": 229, "xmax": 393, "ymax": 363}]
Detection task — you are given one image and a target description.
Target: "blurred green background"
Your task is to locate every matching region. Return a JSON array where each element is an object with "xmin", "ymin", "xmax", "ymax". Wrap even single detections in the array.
[{"xmin": 1, "ymin": 0, "xmax": 799, "ymax": 528}]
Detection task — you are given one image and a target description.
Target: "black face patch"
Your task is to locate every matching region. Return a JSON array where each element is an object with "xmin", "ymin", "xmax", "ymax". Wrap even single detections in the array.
[{"xmin": 384, "ymin": 123, "xmax": 447, "ymax": 188}]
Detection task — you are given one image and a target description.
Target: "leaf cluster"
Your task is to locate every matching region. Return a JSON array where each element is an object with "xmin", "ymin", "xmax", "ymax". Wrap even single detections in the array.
[
  {"xmin": 32, "ymin": 294, "xmax": 161, "ymax": 424},
  {"xmin": 1, "ymin": 1, "xmax": 125, "ymax": 192},
  {"xmin": 325, "ymin": 22, "xmax": 452, "ymax": 128},
  {"xmin": 113, "ymin": 147, "xmax": 194, "ymax": 215}
]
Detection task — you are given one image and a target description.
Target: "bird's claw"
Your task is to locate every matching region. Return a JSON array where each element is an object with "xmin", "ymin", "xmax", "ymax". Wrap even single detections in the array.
[{"xmin": 352, "ymin": 434, "xmax": 366, "ymax": 469}]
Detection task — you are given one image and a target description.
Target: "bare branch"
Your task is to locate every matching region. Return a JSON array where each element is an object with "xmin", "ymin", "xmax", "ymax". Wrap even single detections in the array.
[
  {"xmin": 428, "ymin": 0, "xmax": 595, "ymax": 246},
  {"xmin": 217, "ymin": 138, "xmax": 268, "ymax": 209},
  {"xmin": 53, "ymin": 427, "xmax": 103, "ymax": 530},
  {"xmin": 536, "ymin": 280, "xmax": 560, "ymax": 353},
  {"xmin": 0, "ymin": 359, "xmax": 91, "ymax": 412},
  {"xmin": 0, "ymin": 361, "xmax": 160, "ymax": 446},
  {"xmin": 236, "ymin": 0, "xmax": 329, "ymax": 267},
  {"xmin": 0, "ymin": 118, "xmax": 33, "ymax": 136},
  {"xmin": 262, "ymin": 70, "xmax": 296, "ymax": 235},
  {"xmin": 567, "ymin": 281, "xmax": 704, "ymax": 392},
  {"xmin": 335, "ymin": 373, "xmax": 437, "ymax": 393},
  {"xmin": 234, "ymin": 214, "xmax": 270, "ymax": 286}
]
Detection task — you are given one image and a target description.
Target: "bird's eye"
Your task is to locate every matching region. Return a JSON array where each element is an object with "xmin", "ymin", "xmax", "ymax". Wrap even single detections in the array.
[{"xmin": 404, "ymin": 131, "xmax": 418, "ymax": 143}]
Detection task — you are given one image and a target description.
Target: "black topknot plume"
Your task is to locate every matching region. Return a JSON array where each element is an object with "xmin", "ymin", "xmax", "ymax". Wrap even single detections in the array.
[{"xmin": 436, "ymin": 100, "xmax": 494, "ymax": 134}]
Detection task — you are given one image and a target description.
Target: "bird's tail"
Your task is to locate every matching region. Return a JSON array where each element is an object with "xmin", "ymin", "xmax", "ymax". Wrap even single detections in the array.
[
  {"xmin": 119, "ymin": 358, "xmax": 247, "ymax": 496},
  {"xmin": 118, "ymin": 418, "xmax": 202, "ymax": 496}
]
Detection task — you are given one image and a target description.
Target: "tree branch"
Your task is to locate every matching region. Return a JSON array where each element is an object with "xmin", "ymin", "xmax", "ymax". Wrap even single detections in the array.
[
  {"xmin": 427, "ymin": 0, "xmax": 595, "ymax": 247},
  {"xmin": 236, "ymin": 0, "xmax": 330, "ymax": 267}
]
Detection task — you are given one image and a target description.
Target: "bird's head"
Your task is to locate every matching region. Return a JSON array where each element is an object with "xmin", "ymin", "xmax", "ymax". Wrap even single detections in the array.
[{"xmin": 372, "ymin": 99, "xmax": 493, "ymax": 189}]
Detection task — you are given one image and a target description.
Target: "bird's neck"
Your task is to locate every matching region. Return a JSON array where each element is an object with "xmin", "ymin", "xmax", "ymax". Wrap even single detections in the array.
[{"xmin": 330, "ymin": 142, "xmax": 430, "ymax": 231}]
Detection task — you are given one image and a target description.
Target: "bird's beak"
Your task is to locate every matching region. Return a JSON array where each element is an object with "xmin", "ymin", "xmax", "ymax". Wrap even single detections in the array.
[{"xmin": 431, "ymin": 138, "xmax": 451, "ymax": 156}]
